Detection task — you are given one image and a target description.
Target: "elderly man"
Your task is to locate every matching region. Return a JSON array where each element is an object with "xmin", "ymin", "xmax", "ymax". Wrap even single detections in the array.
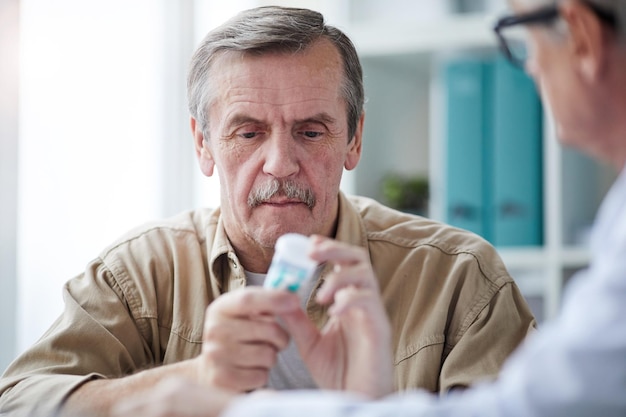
[
  {"xmin": 0, "ymin": 6, "xmax": 535, "ymax": 417},
  {"xmin": 108, "ymin": 0, "xmax": 626, "ymax": 416}
]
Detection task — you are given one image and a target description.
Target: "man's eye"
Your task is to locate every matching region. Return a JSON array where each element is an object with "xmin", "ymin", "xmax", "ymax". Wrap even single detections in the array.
[
  {"xmin": 302, "ymin": 131, "xmax": 323, "ymax": 139},
  {"xmin": 240, "ymin": 131, "xmax": 257, "ymax": 139}
]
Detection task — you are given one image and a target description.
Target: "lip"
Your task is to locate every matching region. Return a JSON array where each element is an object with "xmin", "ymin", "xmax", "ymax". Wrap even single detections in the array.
[{"xmin": 261, "ymin": 199, "xmax": 304, "ymax": 206}]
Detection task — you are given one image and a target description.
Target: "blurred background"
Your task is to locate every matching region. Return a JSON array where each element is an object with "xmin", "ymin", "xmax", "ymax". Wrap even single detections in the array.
[{"xmin": 0, "ymin": 0, "xmax": 615, "ymax": 372}]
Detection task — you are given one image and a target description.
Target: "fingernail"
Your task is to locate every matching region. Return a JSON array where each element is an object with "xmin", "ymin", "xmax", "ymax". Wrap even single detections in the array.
[{"xmin": 316, "ymin": 286, "xmax": 330, "ymax": 304}]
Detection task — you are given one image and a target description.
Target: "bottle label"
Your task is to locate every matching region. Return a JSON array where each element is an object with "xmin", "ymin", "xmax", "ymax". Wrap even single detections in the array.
[{"xmin": 264, "ymin": 258, "xmax": 310, "ymax": 292}]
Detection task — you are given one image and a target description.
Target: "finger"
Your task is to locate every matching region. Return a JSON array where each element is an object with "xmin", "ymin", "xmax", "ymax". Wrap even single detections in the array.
[
  {"xmin": 309, "ymin": 235, "xmax": 370, "ymax": 266},
  {"xmin": 308, "ymin": 236, "xmax": 379, "ymax": 304},
  {"xmin": 326, "ymin": 287, "xmax": 391, "ymax": 346},
  {"xmin": 202, "ymin": 341, "xmax": 281, "ymax": 369},
  {"xmin": 208, "ymin": 287, "xmax": 300, "ymax": 318},
  {"xmin": 327, "ymin": 289, "xmax": 394, "ymax": 398},
  {"xmin": 203, "ymin": 315, "xmax": 290, "ymax": 351},
  {"xmin": 328, "ymin": 286, "xmax": 384, "ymax": 317},
  {"xmin": 316, "ymin": 261, "xmax": 378, "ymax": 304}
]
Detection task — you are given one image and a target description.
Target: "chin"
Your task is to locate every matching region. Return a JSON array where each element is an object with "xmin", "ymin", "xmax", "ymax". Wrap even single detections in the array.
[
  {"xmin": 555, "ymin": 122, "xmax": 578, "ymax": 147},
  {"xmin": 251, "ymin": 226, "xmax": 308, "ymax": 248}
]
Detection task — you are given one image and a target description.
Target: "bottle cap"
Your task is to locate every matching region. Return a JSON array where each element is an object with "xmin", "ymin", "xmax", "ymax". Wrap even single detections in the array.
[
  {"xmin": 274, "ymin": 233, "xmax": 317, "ymax": 268},
  {"xmin": 264, "ymin": 233, "xmax": 318, "ymax": 291}
]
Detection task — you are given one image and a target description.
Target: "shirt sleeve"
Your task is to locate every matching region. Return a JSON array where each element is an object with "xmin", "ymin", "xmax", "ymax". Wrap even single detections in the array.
[
  {"xmin": 486, "ymin": 264, "xmax": 626, "ymax": 417},
  {"xmin": 0, "ymin": 258, "xmax": 154, "ymax": 416},
  {"xmin": 438, "ymin": 280, "xmax": 536, "ymax": 391}
]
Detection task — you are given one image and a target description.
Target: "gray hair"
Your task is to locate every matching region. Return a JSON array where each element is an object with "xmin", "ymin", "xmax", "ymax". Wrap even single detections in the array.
[
  {"xmin": 187, "ymin": 6, "xmax": 364, "ymax": 142},
  {"xmin": 580, "ymin": 0, "xmax": 626, "ymax": 39},
  {"xmin": 528, "ymin": 0, "xmax": 626, "ymax": 38}
]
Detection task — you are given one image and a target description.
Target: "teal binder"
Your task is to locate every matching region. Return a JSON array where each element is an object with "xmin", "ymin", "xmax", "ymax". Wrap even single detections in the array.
[
  {"xmin": 443, "ymin": 56, "xmax": 543, "ymax": 246},
  {"xmin": 491, "ymin": 57, "xmax": 543, "ymax": 246},
  {"xmin": 444, "ymin": 59, "xmax": 493, "ymax": 239}
]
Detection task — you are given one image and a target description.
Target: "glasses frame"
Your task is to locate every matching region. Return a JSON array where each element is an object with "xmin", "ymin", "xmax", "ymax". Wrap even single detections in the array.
[
  {"xmin": 493, "ymin": 3, "xmax": 617, "ymax": 68},
  {"xmin": 493, "ymin": 6, "xmax": 559, "ymax": 68}
]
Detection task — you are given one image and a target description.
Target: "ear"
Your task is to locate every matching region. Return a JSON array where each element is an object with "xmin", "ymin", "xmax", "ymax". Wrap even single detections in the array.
[
  {"xmin": 560, "ymin": 0, "xmax": 610, "ymax": 82},
  {"xmin": 191, "ymin": 117, "xmax": 215, "ymax": 177},
  {"xmin": 344, "ymin": 113, "xmax": 364, "ymax": 171}
]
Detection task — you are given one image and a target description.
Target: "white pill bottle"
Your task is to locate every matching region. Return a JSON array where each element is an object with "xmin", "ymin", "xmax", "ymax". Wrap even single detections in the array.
[{"xmin": 264, "ymin": 233, "xmax": 318, "ymax": 292}]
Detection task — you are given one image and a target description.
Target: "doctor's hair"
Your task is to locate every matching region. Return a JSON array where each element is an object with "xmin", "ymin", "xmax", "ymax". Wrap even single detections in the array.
[{"xmin": 528, "ymin": 0, "xmax": 626, "ymax": 39}]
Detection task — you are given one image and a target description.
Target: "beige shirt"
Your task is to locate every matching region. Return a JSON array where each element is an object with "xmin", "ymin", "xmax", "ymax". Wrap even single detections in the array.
[{"xmin": 0, "ymin": 192, "xmax": 536, "ymax": 416}]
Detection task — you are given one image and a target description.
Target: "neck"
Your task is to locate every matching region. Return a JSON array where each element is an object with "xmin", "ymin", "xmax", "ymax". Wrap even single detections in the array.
[
  {"xmin": 603, "ymin": 48, "xmax": 626, "ymax": 170},
  {"xmin": 230, "ymin": 238, "xmax": 275, "ymax": 274}
]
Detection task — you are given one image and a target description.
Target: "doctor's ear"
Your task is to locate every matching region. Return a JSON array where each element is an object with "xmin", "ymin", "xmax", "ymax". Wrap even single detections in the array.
[
  {"xmin": 560, "ymin": 0, "xmax": 610, "ymax": 82},
  {"xmin": 191, "ymin": 117, "xmax": 215, "ymax": 177}
]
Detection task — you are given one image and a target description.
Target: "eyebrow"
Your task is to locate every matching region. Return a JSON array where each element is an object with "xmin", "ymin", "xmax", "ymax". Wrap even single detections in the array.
[
  {"xmin": 224, "ymin": 114, "xmax": 264, "ymax": 132},
  {"xmin": 224, "ymin": 112, "xmax": 338, "ymax": 131},
  {"xmin": 295, "ymin": 112, "xmax": 337, "ymax": 126}
]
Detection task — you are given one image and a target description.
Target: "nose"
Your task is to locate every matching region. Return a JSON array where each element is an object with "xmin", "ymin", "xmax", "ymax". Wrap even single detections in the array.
[
  {"xmin": 524, "ymin": 55, "xmax": 538, "ymax": 79},
  {"xmin": 523, "ymin": 58, "xmax": 543, "ymax": 95},
  {"xmin": 262, "ymin": 130, "xmax": 300, "ymax": 179}
]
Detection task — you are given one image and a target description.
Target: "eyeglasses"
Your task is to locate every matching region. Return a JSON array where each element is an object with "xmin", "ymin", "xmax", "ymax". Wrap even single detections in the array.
[{"xmin": 493, "ymin": 3, "xmax": 616, "ymax": 68}]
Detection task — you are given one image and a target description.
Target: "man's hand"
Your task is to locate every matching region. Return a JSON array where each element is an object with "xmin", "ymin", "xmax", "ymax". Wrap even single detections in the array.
[
  {"xmin": 196, "ymin": 287, "xmax": 300, "ymax": 391},
  {"xmin": 280, "ymin": 236, "xmax": 394, "ymax": 399},
  {"xmin": 62, "ymin": 288, "xmax": 299, "ymax": 417}
]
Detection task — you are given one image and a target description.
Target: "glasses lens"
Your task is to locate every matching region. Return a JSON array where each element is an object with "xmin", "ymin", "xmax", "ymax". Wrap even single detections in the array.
[{"xmin": 500, "ymin": 25, "xmax": 529, "ymax": 66}]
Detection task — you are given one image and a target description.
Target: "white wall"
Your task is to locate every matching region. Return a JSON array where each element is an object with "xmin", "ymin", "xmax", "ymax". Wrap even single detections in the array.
[
  {"xmin": 0, "ymin": 0, "xmax": 19, "ymax": 371},
  {"xmin": 17, "ymin": 0, "xmax": 170, "ymax": 352}
]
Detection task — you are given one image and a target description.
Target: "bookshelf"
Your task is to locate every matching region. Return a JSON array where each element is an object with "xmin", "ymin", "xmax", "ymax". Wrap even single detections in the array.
[{"xmin": 343, "ymin": 11, "xmax": 616, "ymax": 322}]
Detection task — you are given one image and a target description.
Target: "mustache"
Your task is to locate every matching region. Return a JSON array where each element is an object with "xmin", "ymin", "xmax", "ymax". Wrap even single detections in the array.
[{"xmin": 248, "ymin": 179, "xmax": 316, "ymax": 209}]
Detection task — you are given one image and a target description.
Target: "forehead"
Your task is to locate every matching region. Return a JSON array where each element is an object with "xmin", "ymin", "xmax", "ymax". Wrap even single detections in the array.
[
  {"xmin": 510, "ymin": 0, "xmax": 552, "ymax": 12},
  {"xmin": 209, "ymin": 39, "xmax": 344, "ymax": 107}
]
